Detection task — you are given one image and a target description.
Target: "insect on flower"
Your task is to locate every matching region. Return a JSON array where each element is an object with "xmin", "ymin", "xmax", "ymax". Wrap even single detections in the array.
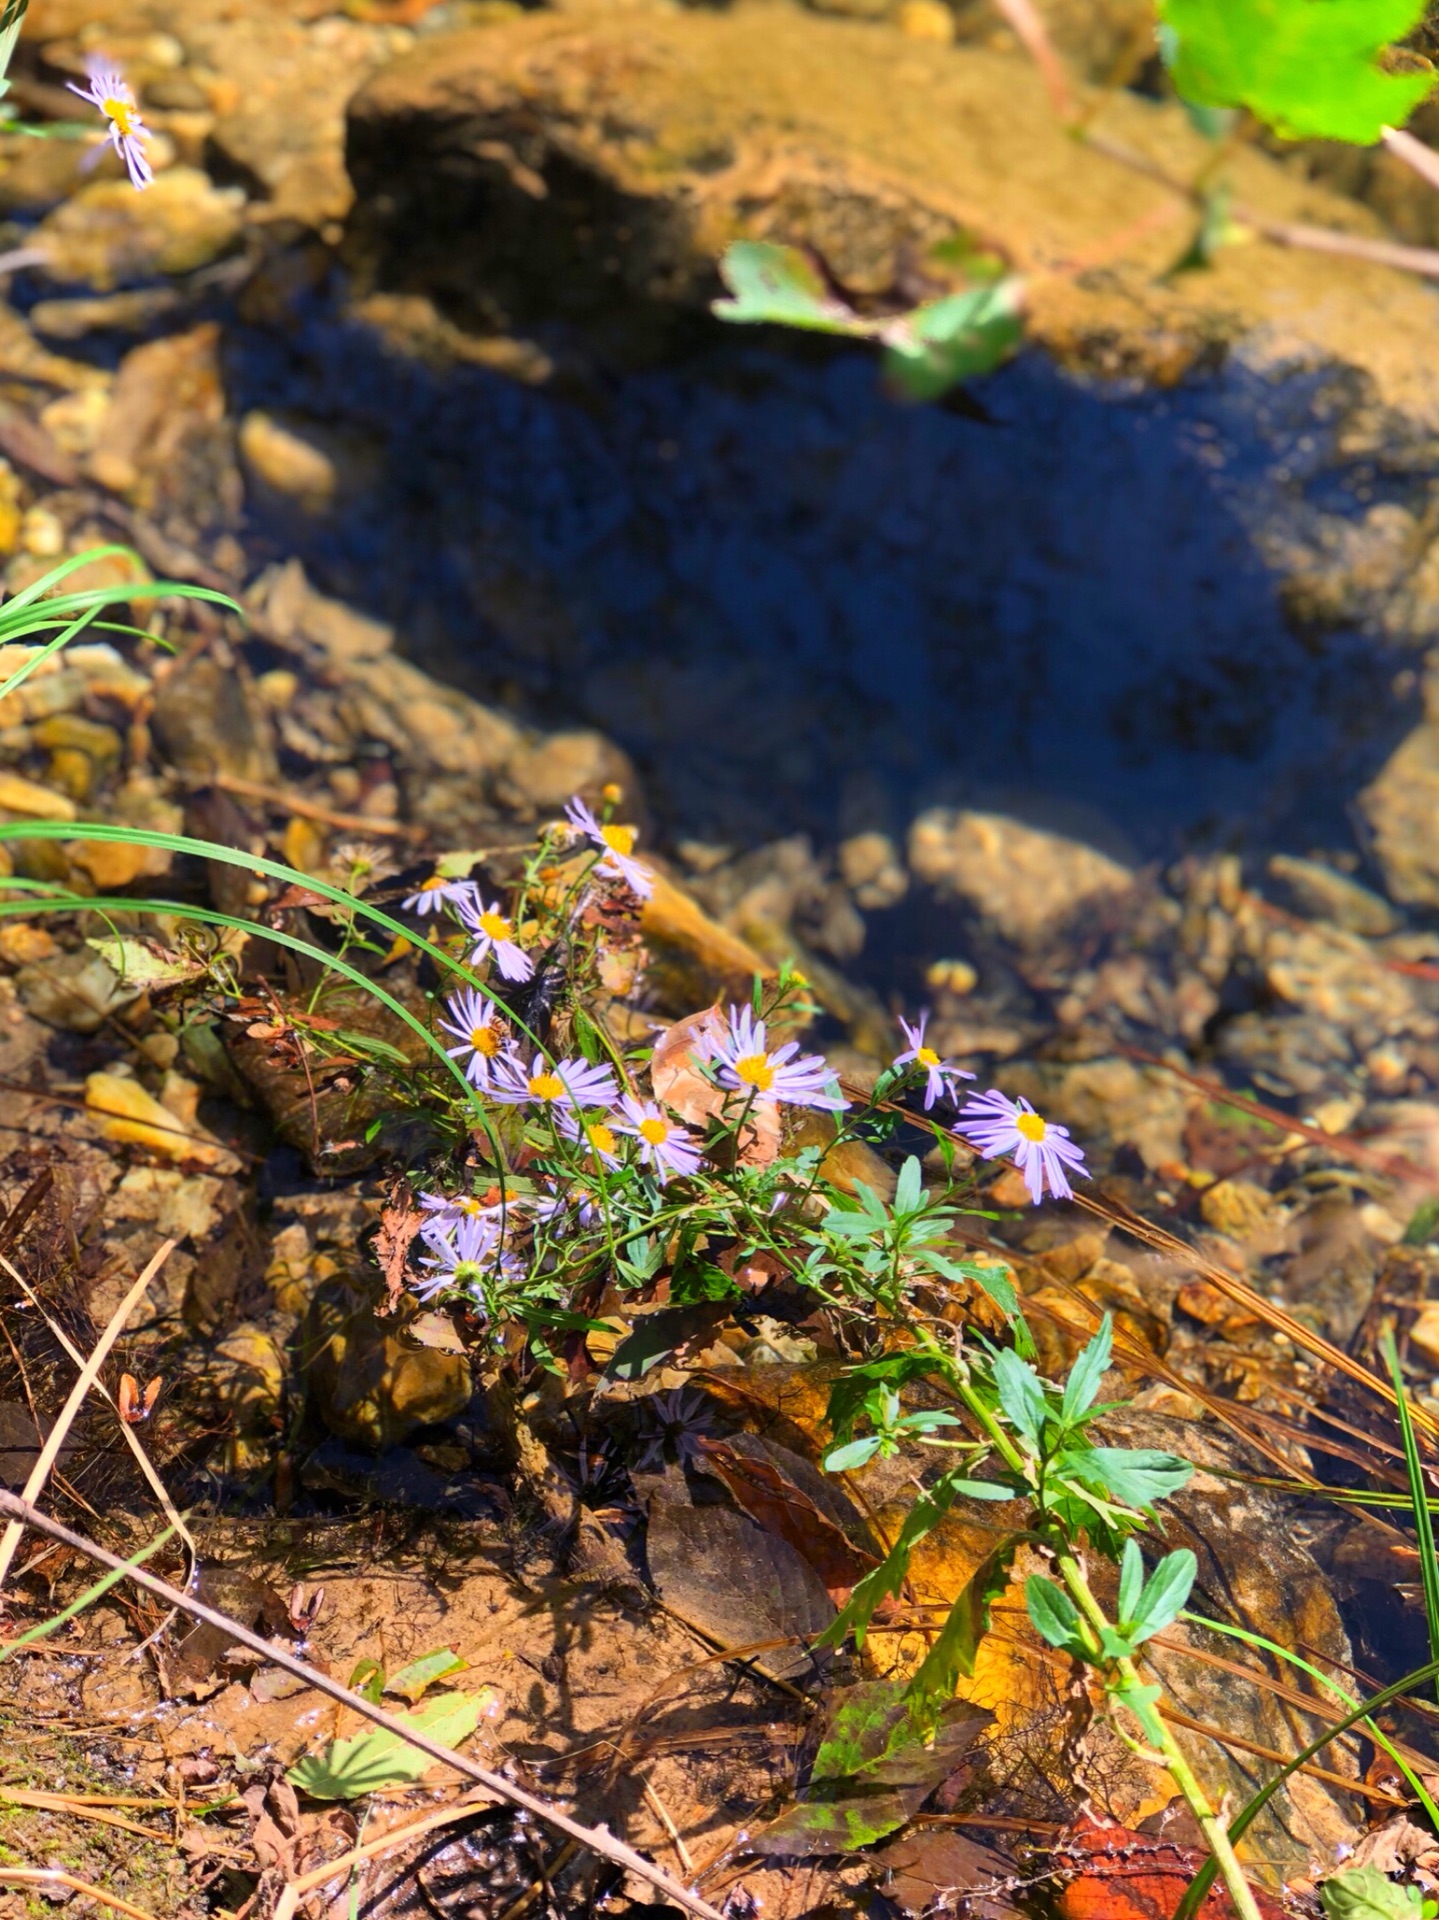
[
  {"xmin": 708, "ymin": 1003, "xmax": 847, "ymax": 1112},
  {"xmin": 437, "ymin": 986, "xmax": 509, "ymax": 1088},
  {"xmin": 68, "ymin": 65, "xmax": 154, "ymax": 189},
  {"xmin": 557, "ymin": 1109, "xmax": 624, "ymax": 1169},
  {"xmin": 489, "ymin": 1052, "xmax": 620, "ymax": 1113},
  {"xmin": 614, "ymin": 1094, "xmax": 703, "ymax": 1183},
  {"xmin": 403, "ymin": 873, "xmax": 478, "ymax": 916},
  {"xmin": 954, "ymin": 1089, "xmax": 1088, "ymax": 1205},
  {"xmin": 893, "ymin": 1011, "xmax": 974, "ymax": 1111},
  {"xmin": 457, "ymin": 894, "xmax": 534, "ymax": 982},
  {"xmin": 565, "ymin": 795, "xmax": 654, "ymax": 899}
]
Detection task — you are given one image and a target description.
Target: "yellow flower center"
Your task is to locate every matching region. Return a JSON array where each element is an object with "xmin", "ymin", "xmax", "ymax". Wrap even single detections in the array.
[
  {"xmin": 733, "ymin": 1053, "xmax": 776, "ymax": 1092},
  {"xmin": 916, "ymin": 1047, "xmax": 941, "ymax": 1069},
  {"xmin": 587, "ymin": 1124, "xmax": 618, "ymax": 1157},
  {"xmin": 477, "ymin": 910, "xmax": 513, "ymax": 942},
  {"xmin": 470, "ymin": 1025, "xmax": 501, "ymax": 1056},
  {"xmin": 601, "ymin": 823, "xmax": 637, "ymax": 857},
  {"xmin": 1015, "ymin": 1111, "xmax": 1048, "ymax": 1143},
  {"xmin": 421, "ymin": 876, "xmax": 446, "ymax": 893},
  {"xmin": 458, "ymin": 1195, "xmax": 486, "ymax": 1216},
  {"xmin": 638, "ymin": 1117, "xmax": 669, "ymax": 1147},
  {"xmin": 103, "ymin": 95, "xmax": 138, "ymax": 137},
  {"xmin": 528, "ymin": 1072, "xmax": 564, "ymax": 1102}
]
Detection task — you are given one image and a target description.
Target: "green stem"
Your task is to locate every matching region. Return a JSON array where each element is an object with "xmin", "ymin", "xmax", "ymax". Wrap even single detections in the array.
[{"xmin": 1057, "ymin": 1552, "xmax": 1264, "ymax": 1920}]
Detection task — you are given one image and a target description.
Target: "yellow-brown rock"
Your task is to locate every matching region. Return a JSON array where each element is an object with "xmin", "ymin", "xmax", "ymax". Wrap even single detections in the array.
[{"xmin": 301, "ymin": 1277, "xmax": 472, "ymax": 1452}]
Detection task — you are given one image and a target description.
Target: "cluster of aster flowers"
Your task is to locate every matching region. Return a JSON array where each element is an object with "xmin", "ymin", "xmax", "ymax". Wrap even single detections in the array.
[{"xmin": 402, "ymin": 796, "xmax": 1089, "ymax": 1318}]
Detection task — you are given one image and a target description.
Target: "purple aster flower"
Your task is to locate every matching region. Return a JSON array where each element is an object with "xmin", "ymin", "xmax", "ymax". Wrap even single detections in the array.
[
  {"xmin": 954, "ymin": 1089, "xmax": 1088, "ymax": 1206},
  {"xmin": 418, "ymin": 1189, "xmax": 505, "ymax": 1242},
  {"xmin": 565, "ymin": 795, "xmax": 654, "ymax": 899},
  {"xmin": 893, "ymin": 1011, "xmax": 975, "ymax": 1111},
  {"xmin": 403, "ymin": 873, "xmax": 479, "ymax": 916},
  {"xmin": 708, "ymin": 1003, "xmax": 847, "ymax": 1112},
  {"xmin": 437, "ymin": 985, "xmax": 508, "ymax": 1088},
  {"xmin": 556, "ymin": 1108, "xmax": 624, "ymax": 1169},
  {"xmin": 414, "ymin": 1210, "xmax": 505, "ymax": 1305},
  {"xmin": 68, "ymin": 66, "xmax": 153, "ymax": 190},
  {"xmin": 535, "ymin": 1189, "xmax": 600, "ymax": 1235},
  {"xmin": 614, "ymin": 1094, "xmax": 703, "ymax": 1183},
  {"xmin": 489, "ymin": 1052, "xmax": 619, "ymax": 1112},
  {"xmin": 457, "ymin": 894, "xmax": 533, "ymax": 983}
]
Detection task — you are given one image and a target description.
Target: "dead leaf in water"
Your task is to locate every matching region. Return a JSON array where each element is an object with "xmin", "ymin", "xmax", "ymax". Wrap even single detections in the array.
[
  {"xmin": 693, "ymin": 1435, "xmax": 879, "ymax": 1601},
  {"xmin": 651, "ymin": 1007, "xmax": 780, "ymax": 1167}
]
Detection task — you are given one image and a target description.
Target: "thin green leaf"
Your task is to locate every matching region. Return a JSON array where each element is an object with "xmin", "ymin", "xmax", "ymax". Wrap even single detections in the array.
[
  {"xmin": 906, "ymin": 1539, "xmax": 1019, "ymax": 1726},
  {"xmin": 893, "ymin": 1156, "xmax": 922, "ymax": 1217},
  {"xmin": 1059, "ymin": 1313, "xmax": 1112, "ymax": 1428},
  {"xmin": 1116, "ymin": 1536, "xmax": 1144, "ymax": 1627},
  {"xmin": 992, "ymin": 1348, "xmax": 1048, "ymax": 1445},
  {"xmin": 712, "ymin": 242, "xmax": 873, "ymax": 336},
  {"xmin": 823, "ymin": 1436, "xmax": 883, "ymax": 1473},
  {"xmin": 1382, "ymin": 1326, "xmax": 1439, "ymax": 1703},
  {"xmin": 1023, "ymin": 1575, "xmax": 1086, "ymax": 1655},
  {"xmin": 1129, "ymin": 1549, "xmax": 1196, "ymax": 1644},
  {"xmin": 1067, "ymin": 1446, "xmax": 1193, "ymax": 1510},
  {"xmin": 384, "ymin": 1648, "xmax": 468, "ymax": 1705},
  {"xmin": 1319, "ymin": 1866, "xmax": 1430, "ymax": 1919}
]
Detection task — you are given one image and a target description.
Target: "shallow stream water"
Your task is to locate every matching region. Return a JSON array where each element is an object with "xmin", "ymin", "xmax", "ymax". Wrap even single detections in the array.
[{"xmin": 225, "ymin": 300, "xmax": 1421, "ymax": 864}]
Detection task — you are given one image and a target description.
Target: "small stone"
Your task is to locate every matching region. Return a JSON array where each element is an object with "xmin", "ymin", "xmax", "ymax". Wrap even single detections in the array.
[
  {"xmin": 1267, "ymin": 854, "xmax": 1400, "ymax": 938},
  {"xmin": 0, "ymin": 924, "xmax": 56, "ymax": 966},
  {"xmin": 926, "ymin": 956, "xmax": 978, "ymax": 996},
  {"xmin": 838, "ymin": 830, "xmax": 909, "ymax": 909},
  {"xmin": 302, "ymin": 1277, "xmax": 472, "ymax": 1451},
  {"xmin": 212, "ymin": 1324, "xmax": 287, "ymax": 1471},
  {"xmin": 0, "ymin": 770, "xmax": 75, "ymax": 820},
  {"xmin": 1409, "ymin": 1304, "xmax": 1439, "ymax": 1368},
  {"xmin": 239, "ymin": 410, "xmax": 380, "ymax": 515},
  {"xmin": 1199, "ymin": 1179, "xmax": 1285, "ymax": 1242},
  {"xmin": 908, "ymin": 809, "xmax": 1132, "ymax": 946},
  {"xmin": 498, "ymin": 730, "xmax": 639, "ymax": 817},
  {"xmin": 151, "ymin": 648, "xmax": 277, "ymax": 784},
  {"xmin": 1360, "ymin": 719, "xmax": 1439, "ymax": 908},
  {"xmin": 37, "ymin": 168, "xmax": 245, "ymax": 289},
  {"xmin": 897, "ymin": 0, "xmax": 955, "ymax": 38}
]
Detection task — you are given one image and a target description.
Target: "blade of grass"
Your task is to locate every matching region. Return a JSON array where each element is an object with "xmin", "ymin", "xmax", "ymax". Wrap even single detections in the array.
[
  {"xmin": 0, "ymin": 1488, "xmax": 727, "ymax": 1920},
  {"xmin": 0, "ymin": 1521, "xmax": 178, "ymax": 1655},
  {"xmin": 1381, "ymin": 1323, "xmax": 1439, "ymax": 1703},
  {"xmin": 1170, "ymin": 1652, "xmax": 1439, "ymax": 1920}
]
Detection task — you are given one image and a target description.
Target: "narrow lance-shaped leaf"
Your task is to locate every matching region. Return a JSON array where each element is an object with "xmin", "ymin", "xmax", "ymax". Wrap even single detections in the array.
[
  {"xmin": 1129, "ymin": 1549, "xmax": 1197, "ymax": 1645},
  {"xmin": 1060, "ymin": 1313, "xmax": 1112, "ymax": 1428},
  {"xmin": 992, "ymin": 1347, "xmax": 1049, "ymax": 1446},
  {"xmin": 1024, "ymin": 1574, "xmax": 1087, "ymax": 1656}
]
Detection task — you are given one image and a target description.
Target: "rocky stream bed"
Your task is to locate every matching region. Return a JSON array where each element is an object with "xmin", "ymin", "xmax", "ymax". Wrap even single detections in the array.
[{"xmin": 0, "ymin": 0, "xmax": 1437, "ymax": 1915}]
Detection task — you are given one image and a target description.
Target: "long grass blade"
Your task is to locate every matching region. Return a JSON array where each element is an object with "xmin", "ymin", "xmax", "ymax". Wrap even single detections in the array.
[
  {"xmin": 0, "ymin": 1522, "xmax": 178, "ymax": 1656},
  {"xmin": 1381, "ymin": 1324, "xmax": 1439, "ymax": 1702}
]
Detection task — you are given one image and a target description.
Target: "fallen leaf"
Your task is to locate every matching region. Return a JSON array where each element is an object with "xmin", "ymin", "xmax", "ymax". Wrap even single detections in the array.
[
  {"xmin": 287, "ymin": 1691, "xmax": 486, "ymax": 1800},
  {"xmin": 693, "ymin": 1434, "xmax": 879, "ymax": 1600},
  {"xmin": 84, "ymin": 1070, "xmax": 229, "ymax": 1168},
  {"xmin": 1056, "ymin": 1816, "xmax": 1289, "ymax": 1919}
]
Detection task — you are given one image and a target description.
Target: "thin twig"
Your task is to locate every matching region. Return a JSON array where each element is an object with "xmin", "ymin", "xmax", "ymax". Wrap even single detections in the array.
[
  {"xmin": 1382, "ymin": 125, "xmax": 1439, "ymax": 196},
  {"xmin": 987, "ymin": 0, "xmax": 1072, "ymax": 120},
  {"xmin": 642, "ymin": 1774, "xmax": 696, "ymax": 1875},
  {"xmin": 0, "ymin": 1489, "xmax": 726, "ymax": 1920},
  {"xmin": 0, "ymin": 1241, "xmax": 175, "ymax": 1592},
  {"xmin": 0, "ymin": 1252, "xmax": 198, "ymax": 1583},
  {"xmin": 195, "ymin": 771, "xmax": 423, "ymax": 841},
  {"xmin": 284, "ymin": 1794, "xmax": 499, "ymax": 1898}
]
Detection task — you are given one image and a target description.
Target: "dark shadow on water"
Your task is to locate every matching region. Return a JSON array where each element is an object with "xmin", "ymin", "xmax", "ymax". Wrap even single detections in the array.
[{"xmin": 225, "ymin": 306, "xmax": 1421, "ymax": 860}]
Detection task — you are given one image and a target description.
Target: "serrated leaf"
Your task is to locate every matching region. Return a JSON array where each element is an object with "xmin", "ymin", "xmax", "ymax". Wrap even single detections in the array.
[
  {"xmin": 906, "ymin": 1539, "xmax": 1019, "ymax": 1724},
  {"xmin": 1024, "ymin": 1575, "xmax": 1086, "ymax": 1654},
  {"xmin": 287, "ymin": 1692, "xmax": 484, "ymax": 1800},
  {"xmin": 1130, "ymin": 1549, "xmax": 1197, "ymax": 1644},
  {"xmin": 1156, "ymin": 0, "xmax": 1436, "ymax": 143},
  {"xmin": 1320, "ymin": 1867, "xmax": 1430, "ymax": 1919},
  {"xmin": 992, "ymin": 1348, "xmax": 1049, "ymax": 1445},
  {"xmin": 1070, "ymin": 1445, "xmax": 1194, "ymax": 1510},
  {"xmin": 713, "ymin": 242, "xmax": 871, "ymax": 335},
  {"xmin": 1060, "ymin": 1314, "xmax": 1112, "ymax": 1428},
  {"xmin": 384, "ymin": 1647, "xmax": 468, "ymax": 1705}
]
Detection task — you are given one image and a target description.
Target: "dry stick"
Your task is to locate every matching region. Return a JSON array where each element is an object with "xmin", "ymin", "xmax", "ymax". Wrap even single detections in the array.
[
  {"xmin": 0, "ymin": 1491, "xmax": 727, "ymax": 1920},
  {"xmin": 0, "ymin": 1240, "xmax": 175, "ymax": 1593},
  {"xmin": 1382, "ymin": 124, "xmax": 1439, "ymax": 196},
  {"xmin": 987, "ymin": 0, "xmax": 1072, "ymax": 121},
  {"xmin": 283, "ymin": 1794, "xmax": 500, "ymax": 1900},
  {"xmin": 0, "ymin": 1251, "xmax": 198, "ymax": 1581},
  {"xmin": 642, "ymin": 1774, "xmax": 697, "ymax": 1876}
]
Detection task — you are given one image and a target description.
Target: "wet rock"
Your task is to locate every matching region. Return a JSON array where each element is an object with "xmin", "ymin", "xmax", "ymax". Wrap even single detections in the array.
[
  {"xmin": 301, "ymin": 1276, "xmax": 472, "ymax": 1451},
  {"xmin": 0, "ymin": 768, "xmax": 76, "ymax": 821},
  {"xmin": 908, "ymin": 809, "xmax": 1132, "ymax": 947},
  {"xmin": 151, "ymin": 644, "xmax": 278, "ymax": 784},
  {"xmin": 36, "ymin": 168, "xmax": 245, "ymax": 288},
  {"xmin": 1266, "ymin": 854, "xmax": 1401, "ymax": 938},
  {"xmin": 86, "ymin": 322, "xmax": 241, "ymax": 527},
  {"xmin": 496, "ymin": 730, "xmax": 640, "ymax": 820},
  {"xmin": 1004, "ymin": 1057, "xmax": 1189, "ymax": 1169},
  {"xmin": 212, "ymin": 1323, "xmax": 287, "ymax": 1472},
  {"xmin": 300, "ymin": 1435, "xmax": 499, "ymax": 1515},
  {"xmin": 838, "ymin": 829, "xmax": 908, "ymax": 911},
  {"xmin": 1262, "ymin": 923, "xmax": 1422, "ymax": 1051},
  {"xmin": 1215, "ymin": 1010, "xmax": 1354, "ymax": 1100},
  {"xmin": 1361, "ymin": 712, "xmax": 1439, "ymax": 909}
]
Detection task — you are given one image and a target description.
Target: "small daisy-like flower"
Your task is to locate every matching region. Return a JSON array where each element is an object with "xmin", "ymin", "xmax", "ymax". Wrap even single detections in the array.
[
  {"xmin": 557, "ymin": 1109, "xmax": 624, "ymax": 1169},
  {"xmin": 614, "ymin": 1094, "xmax": 703, "ymax": 1183},
  {"xmin": 403, "ymin": 873, "xmax": 479, "ymax": 916},
  {"xmin": 954, "ymin": 1089, "xmax": 1088, "ymax": 1206},
  {"xmin": 565, "ymin": 796, "xmax": 654, "ymax": 899},
  {"xmin": 437, "ymin": 986, "xmax": 508, "ymax": 1088},
  {"xmin": 457, "ymin": 894, "xmax": 533, "ymax": 982},
  {"xmin": 708, "ymin": 1003, "xmax": 847, "ymax": 1112},
  {"xmin": 634, "ymin": 1387, "xmax": 718, "ymax": 1473},
  {"xmin": 68, "ymin": 66, "xmax": 154, "ymax": 190},
  {"xmin": 535, "ymin": 1189, "xmax": 600, "ymax": 1235},
  {"xmin": 414, "ymin": 1211, "xmax": 505, "ymax": 1305},
  {"xmin": 893, "ymin": 1011, "xmax": 975, "ymax": 1111},
  {"xmin": 418, "ymin": 1189, "xmax": 505, "ymax": 1240},
  {"xmin": 490, "ymin": 1052, "xmax": 620, "ymax": 1112}
]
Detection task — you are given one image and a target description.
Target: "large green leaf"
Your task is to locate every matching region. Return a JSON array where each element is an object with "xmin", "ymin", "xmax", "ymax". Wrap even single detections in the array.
[
  {"xmin": 287, "ymin": 1692, "xmax": 485, "ymax": 1800},
  {"xmin": 1319, "ymin": 1866, "xmax": 1433, "ymax": 1919},
  {"xmin": 1157, "ymin": 0, "xmax": 1436, "ymax": 143}
]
